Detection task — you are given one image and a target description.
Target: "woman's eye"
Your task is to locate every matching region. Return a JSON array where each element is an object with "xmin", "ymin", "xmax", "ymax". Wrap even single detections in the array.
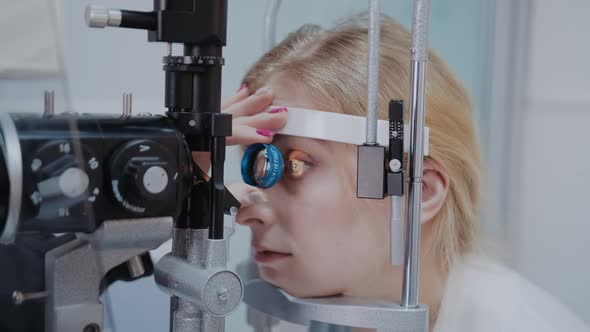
[{"xmin": 284, "ymin": 149, "xmax": 313, "ymax": 178}]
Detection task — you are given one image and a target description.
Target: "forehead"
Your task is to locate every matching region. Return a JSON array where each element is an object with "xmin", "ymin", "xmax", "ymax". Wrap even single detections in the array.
[
  {"xmin": 267, "ymin": 77, "xmax": 353, "ymax": 154},
  {"xmin": 269, "ymin": 77, "xmax": 325, "ymax": 111}
]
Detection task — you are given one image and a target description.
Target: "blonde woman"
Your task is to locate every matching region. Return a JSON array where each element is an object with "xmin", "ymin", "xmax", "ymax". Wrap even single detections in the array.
[{"xmin": 197, "ymin": 16, "xmax": 589, "ymax": 332}]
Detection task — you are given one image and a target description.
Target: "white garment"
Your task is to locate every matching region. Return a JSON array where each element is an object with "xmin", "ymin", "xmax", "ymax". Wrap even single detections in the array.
[{"xmin": 434, "ymin": 255, "xmax": 590, "ymax": 332}]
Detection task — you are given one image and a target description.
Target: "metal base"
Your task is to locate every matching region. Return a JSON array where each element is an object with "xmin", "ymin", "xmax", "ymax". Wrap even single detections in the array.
[
  {"xmin": 238, "ymin": 258, "xmax": 428, "ymax": 332},
  {"xmin": 45, "ymin": 217, "xmax": 173, "ymax": 332},
  {"xmin": 155, "ymin": 228, "xmax": 243, "ymax": 332}
]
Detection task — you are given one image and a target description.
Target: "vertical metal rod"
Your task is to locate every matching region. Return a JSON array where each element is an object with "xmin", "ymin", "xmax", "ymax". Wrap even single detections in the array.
[
  {"xmin": 390, "ymin": 196, "xmax": 404, "ymax": 265},
  {"xmin": 263, "ymin": 0, "xmax": 282, "ymax": 51},
  {"xmin": 401, "ymin": 0, "xmax": 430, "ymax": 308},
  {"xmin": 44, "ymin": 90, "xmax": 55, "ymax": 117},
  {"xmin": 122, "ymin": 92, "xmax": 132, "ymax": 118},
  {"xmin": 365, "ymin": 0, "xmax": 380, "ymax": 145}
]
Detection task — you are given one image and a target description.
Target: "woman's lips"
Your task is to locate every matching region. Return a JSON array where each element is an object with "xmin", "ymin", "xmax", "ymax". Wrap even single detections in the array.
[{"xmin": 254, "ymin": 250, "xmax": 293, "ymax": 263}]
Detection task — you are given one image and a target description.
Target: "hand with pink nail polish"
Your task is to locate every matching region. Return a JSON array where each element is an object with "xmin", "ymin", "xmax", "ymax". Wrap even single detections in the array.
[{"xmin": 193, "ymin": 84, "xmax": 288, "ymax": 171}]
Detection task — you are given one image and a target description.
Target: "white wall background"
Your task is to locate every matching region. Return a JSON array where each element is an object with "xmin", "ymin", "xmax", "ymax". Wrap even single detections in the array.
[{"xmin": 509, "ymin": 0, "xmax": 590, "ymax": 324}]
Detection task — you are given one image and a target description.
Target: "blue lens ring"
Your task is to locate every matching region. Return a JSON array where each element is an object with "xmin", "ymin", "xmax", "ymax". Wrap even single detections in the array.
[
  {"xmin": 258, "ymin": 144, "xmax": 283, "ymax": 188},
  {"xmin": 240, "ymin": 144, "xmax": 284, "ymax": 189},
  {"xmin": 241, "ymin": 144, "xmax": 262, "ymax": 186}
]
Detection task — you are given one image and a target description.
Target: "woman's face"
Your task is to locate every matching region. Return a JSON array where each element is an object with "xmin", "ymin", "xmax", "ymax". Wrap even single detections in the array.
[{"xmin": 236, "ymin": 82, "xmax": 391, "ymax": 297}]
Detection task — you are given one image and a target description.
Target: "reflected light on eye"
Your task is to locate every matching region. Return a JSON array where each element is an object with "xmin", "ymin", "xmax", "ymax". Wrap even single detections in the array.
[
  {"xmin": 287, "ymin": 159, "xmax": 306, "ymax": 177},
  {"xmin": 284, "ymin": 149, "xmax": 312, "ymax": 178}
]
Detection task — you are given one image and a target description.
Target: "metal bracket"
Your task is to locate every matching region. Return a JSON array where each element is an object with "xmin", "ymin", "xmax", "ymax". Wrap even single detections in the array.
[
  {"xmin": 243, "ymin": 279, "xmax": 428, "ymax": 332},
  {"xmin": 45, "ymin": 217, "xmax": 173, "ymax": 332},
  {"xmin": 155, "ymin": 229, "xmax": 243, "ymax": 332}
]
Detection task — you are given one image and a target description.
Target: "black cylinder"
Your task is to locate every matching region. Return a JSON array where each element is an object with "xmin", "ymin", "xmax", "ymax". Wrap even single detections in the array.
[
  {"xmin": 186, "ymin": 45, "xmax": 223, "ymax": 114},
  {"xmin": 164, "ymin": 67, "xmax": 194, "ymax": 110},
  {"xmin": 120, "ymin": 10, "xmax": 157, "ymax": 30}
]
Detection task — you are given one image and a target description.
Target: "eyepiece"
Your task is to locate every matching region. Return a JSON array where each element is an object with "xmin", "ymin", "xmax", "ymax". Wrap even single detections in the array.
[{"xmin": 241, "ymin": 144, "xmax": 283, "ymax": 189}]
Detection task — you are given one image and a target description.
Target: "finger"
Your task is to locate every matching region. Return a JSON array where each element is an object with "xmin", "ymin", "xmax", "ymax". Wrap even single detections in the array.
[
  {"xmin": 226, "ymin": 125, "xmax": 275, "ymax": 146},
  {"xmin": 221, "ymin": 84, "xmax": 249, "ymax": 110},
  {"xmin": 227, "ymin": 182, "xmax": 266, "ymax": 206},
  {"xmin": 234, "ymin": 108, "xmax": 288, "ymax": 130},
  {"xmin": 225, "ymin": 86, "xmax": 275, "ymax": 117}
]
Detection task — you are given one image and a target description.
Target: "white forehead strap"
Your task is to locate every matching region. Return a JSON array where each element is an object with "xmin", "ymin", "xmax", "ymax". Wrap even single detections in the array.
[{"xmin": 271, "ymin": 106, "xmax": 430, "ymax": 155}]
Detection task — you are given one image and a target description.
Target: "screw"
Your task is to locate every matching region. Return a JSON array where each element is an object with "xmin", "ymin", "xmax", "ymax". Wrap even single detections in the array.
[
  {"xmin": 83, "ymin": 323, "xmax": 100, "ymax": 332},
  {"xmin": 217, "ymin": 288, "xmax": 230, "ymax": 302},
  {"xmin": 12, "ymin": 290, "xmax": 49, "ymax": 305},
  {"xmin": 189, "ymin": 120, "xmax": 196, "ymax": 127},
  {"xmin": 389, "ymin": 159, "xmax": 402, "ymax": 172},
  {"xmin": 229, "ymin": 207, "xmax": 238, "ymax": 216}
]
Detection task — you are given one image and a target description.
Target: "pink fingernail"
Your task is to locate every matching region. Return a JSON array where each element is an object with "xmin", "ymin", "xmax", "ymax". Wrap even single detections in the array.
[
  {"xmin": 237, "ymin": 84, "xmax": 247, "ymax": 93},
  {"xmin": 268, "ymin": 107, "xmax": 288, "ymax": 114},
  {"xmin": 256, "ymin": 129, "xmax": 275, "ymax": 137}
]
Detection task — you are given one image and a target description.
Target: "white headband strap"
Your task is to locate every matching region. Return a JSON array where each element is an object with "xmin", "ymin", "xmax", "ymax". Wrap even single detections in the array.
[{"xmin": 271, "ymin": 106, "xmax": 430, "ymax": 155}]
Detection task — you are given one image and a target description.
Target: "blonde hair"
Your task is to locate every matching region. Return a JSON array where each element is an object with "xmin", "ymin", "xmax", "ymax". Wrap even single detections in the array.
[{"xmin": 243, "ymin": 16, "xmax": 482, "ymax": 269}]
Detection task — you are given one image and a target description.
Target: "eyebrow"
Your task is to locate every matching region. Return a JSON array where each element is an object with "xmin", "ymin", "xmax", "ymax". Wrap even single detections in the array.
[{"xmin": 273, "ymin": 135, "xmax": 329, "ymax": 153}]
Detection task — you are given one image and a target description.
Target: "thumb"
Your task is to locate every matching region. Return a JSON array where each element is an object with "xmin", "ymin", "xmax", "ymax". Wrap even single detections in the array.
[{"xmin": 227, "ymin": 182, "xmax": 267, "ymax": 207}]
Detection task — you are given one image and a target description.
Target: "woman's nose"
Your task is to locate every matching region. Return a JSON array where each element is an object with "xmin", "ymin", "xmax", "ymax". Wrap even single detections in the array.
[
  {"xmin": 228, "ymin": 182, "xmax": 272, "ymax": 227},
  {"xmin": 227, "ymin": 182, "xmax": 268, "ymax": 206}
]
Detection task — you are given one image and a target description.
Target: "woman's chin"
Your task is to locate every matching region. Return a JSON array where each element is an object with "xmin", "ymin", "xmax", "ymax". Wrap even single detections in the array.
[
  {"xmin": 258, "ymin": 265, "xmax": 289, "ymax": 288},
  {"xmin": 258, "ymin": 266, "xmax": 342, "ymax": 298}
]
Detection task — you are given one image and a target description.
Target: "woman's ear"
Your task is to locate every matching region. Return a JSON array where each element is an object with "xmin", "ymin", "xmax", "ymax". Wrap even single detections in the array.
[{"xmin": 420, "ymin": 159, "xmax": 449, "ymax": 224}]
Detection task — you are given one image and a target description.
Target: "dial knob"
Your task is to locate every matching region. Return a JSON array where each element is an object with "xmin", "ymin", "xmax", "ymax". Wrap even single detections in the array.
[
  {"xmin": 36, "ymin": 155, "xmax": 89, "ymax": 199},
  {"xmin": 123, "ymin": 157, "xmax": 170, "ymax": 199},
  {"xmin": 110, "ymin": 139, "xmax": 177, "ymax": 214},
  {"xmin": 28, "ymin": 141, "xmax": 102, "ymax": 219}
]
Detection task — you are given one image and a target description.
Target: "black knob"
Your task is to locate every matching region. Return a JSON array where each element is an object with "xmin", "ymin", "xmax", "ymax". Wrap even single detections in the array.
[
  {"xmin": 110, "ymin": 139, "xmax": 177, "ymax": 214},
  {"xmin": 123, "ymin": 157, "xmax": 171, "ymax": 200}
]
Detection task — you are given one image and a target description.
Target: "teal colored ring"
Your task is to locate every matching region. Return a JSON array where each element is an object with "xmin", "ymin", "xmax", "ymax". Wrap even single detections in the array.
[{"xmin": 241, "ymin": 143, "xmax": 284, "ymax": 189}]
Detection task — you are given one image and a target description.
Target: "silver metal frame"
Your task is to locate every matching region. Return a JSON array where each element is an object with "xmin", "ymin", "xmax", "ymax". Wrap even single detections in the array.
[
  {"xmin": 365, "ymin": 0, "xmax": 381, "ymax": 145},
  {"xmin": 402, "ymin": 0, "xmax": 430, "ymax": 309}
]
